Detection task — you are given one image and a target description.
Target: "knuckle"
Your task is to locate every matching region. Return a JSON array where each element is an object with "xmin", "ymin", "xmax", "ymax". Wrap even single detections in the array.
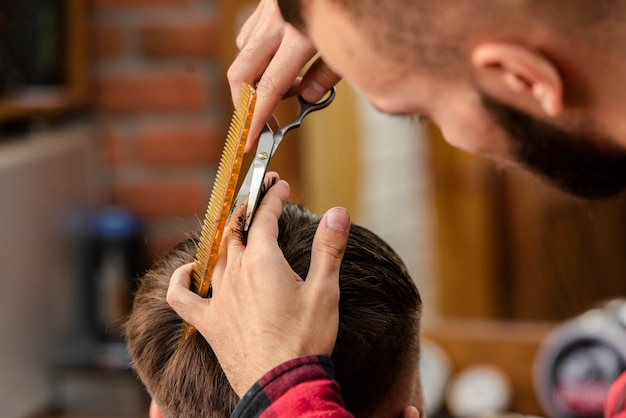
[
  {"xmin": 256, "ymin": 75, "xmax": 283, "ymax": 98},
  {"xmin": 227, "ymin": 61, "xmax": 244, "ymax": 83},
  {"xmin": 318, "ymin": 241, "xmax": 345, "ymax": 263},
  {"xmin": 166, "ymin": 289, "xmax": 189, "ymax": 321},
  {"xmin": 165, "ymin": 289, "xmax": 180, "ymax": 311},
  {"xmin": 235, "ymin": 32, "xmax": 246, "ymax": 49}
]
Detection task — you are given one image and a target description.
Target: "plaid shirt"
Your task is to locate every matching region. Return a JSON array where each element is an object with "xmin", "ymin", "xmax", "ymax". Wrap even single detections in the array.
[
  {"xmin": 230, "ymin": 357, "xmax": 626, "ymax": 418},
  {"xmin": 231, "ymin": 355, "xmax": 354, "ymax": 418}
]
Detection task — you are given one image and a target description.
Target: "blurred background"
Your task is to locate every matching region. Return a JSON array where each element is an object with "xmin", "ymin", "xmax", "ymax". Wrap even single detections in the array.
[{"xmin": 1, "ymin": 1, "xmax": 625, "ymax": 417}]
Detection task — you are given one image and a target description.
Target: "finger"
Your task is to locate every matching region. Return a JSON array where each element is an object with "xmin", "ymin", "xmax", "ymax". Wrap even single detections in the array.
[
  {"xmin": 300, "ymin": 56, "xmax": 342, "ymax": 103},
  {"xmin": 246, "ymin": 179, "xmax": 290, "ymax": 245},
  {"xmin": 222, "ymin": 203, "xmax": 247, "ymax": 260},
  {"xmin": 223, "ymin": 171, "xmax": 282, "ymax": 251},
  {"xmin": 169, "ymin": 262, "xmax": 193, "ymax": 289},
  {"xmin": 211, "ymin": 227, "xmax": 235, "ymax": 292},
  {"xmin": 246, "ymin": 27, "xmax": 317, "ymax": 151},
  {"xmin": 305, "ymin": 207, "xmax": 350, "ymax": 295},
  {"xmin": 283, "ymin": 76, "xmax": 303, "ymax": 98},
  {"xmin": 236, "ymin": 0, "xmax": 280, "ymax": 49},
  {"xmin": 227, "ymin": 31, "xmax": 282, "ymax": 106},
  {"xmin": 166, "ymin": 263, "xmax": 206, "ymax": 325},
  {"xmin": 230, "ymin": 1, "xmax": 284, "ymax": 104},
  {"xmin": 235, "ymin": 3, "xmax": 262, "ymax": 49},
  {"xmin": 263, "ymin": 170, "xmax": 281, "ymax": 187}
]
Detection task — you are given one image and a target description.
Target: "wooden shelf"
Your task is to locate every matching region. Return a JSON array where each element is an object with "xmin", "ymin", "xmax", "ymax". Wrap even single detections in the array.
[{"xmin": 423, "ymin": 319, "xmax": 555, "ymax": 415}]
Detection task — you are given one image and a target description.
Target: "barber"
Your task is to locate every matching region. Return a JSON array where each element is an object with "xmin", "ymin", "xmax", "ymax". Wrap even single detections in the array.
[{"xmin": 167, "ymin": 0, "xmax": 626, "ymax": 416}]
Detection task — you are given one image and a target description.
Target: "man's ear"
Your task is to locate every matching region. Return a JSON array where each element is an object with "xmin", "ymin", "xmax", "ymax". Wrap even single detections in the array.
[
  {"xmin": 400, "ymin": 405, "xmax": 420, "ymax": 418},
  {"xmin": 149, "ymin": 399, "xmax": 164, "ymax": 418},
  {"xmin": 472, "ymin": 42, "xmax": 563, "ymax": 117}
]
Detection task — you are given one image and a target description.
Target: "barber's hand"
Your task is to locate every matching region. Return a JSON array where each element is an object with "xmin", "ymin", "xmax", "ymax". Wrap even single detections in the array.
[
  {"xmin": 166, "ymin": 179, "xmax": 351, "ymax": 397},
  {"xmin": 228, "ymin": 0, "xmax": 341, "ymax": 151}
]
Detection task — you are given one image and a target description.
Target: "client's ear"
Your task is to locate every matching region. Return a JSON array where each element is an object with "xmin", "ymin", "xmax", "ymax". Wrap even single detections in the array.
[
  {"xmin": 149, "ymin": 399, "xmax": 164, "ymax": 418},
  {"xmin": 400, "ymin": 405, "xmax": 420, "ymax": 418},
  {"xmin": 472, "ymin": 42, "xmax": 563, "ymax": 117}
]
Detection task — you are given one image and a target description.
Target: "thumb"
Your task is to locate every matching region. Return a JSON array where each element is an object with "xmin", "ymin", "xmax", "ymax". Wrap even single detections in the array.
[
  {"xmin": 306, "ymin": 207, "xmax": 350, "ymax": 293},
  {"xmin": 300, "ymin": 57, "xmax": 341, "ymax": 103}
]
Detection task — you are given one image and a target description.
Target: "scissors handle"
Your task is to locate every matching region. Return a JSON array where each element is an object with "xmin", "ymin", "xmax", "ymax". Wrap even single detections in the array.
[{"xmin": 277, "ymin": 87, "xmax": 336, "ymax": 138}]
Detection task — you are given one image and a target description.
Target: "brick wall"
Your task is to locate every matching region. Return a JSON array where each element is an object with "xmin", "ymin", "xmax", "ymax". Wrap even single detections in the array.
[{"xmin": 90, "ymin": 0, "xmax": 226, "ymax": 260}]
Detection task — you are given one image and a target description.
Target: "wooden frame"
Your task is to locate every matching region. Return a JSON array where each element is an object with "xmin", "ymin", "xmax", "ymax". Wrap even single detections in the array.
[{"xmin": 0, "ymin": 0, "xmax": 88, "ymax": 123}]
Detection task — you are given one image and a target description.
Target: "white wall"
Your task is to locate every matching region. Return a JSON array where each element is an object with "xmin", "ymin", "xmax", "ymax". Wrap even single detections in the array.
[
  {"xmin": 353, "ymin": 92, "xmax": 437, "ymax": 323},
  {"xmin": 0, "ymin": 124, "xmax": 93, "ymax": 418}
]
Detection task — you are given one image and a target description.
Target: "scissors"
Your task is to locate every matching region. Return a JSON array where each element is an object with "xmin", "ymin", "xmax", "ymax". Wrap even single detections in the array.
[{"xmin": 229, "ymin": 87, "xmax": 336, "ymax": 232}]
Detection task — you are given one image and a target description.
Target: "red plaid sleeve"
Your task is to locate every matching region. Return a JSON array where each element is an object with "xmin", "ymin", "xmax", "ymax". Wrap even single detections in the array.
[{"xmin": 231, "ymin": 355, "xmax": 354, "ymax": 418}]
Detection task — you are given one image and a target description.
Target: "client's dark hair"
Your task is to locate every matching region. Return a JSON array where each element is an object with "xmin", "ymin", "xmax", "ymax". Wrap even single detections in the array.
[{"xmin": 125, "ymin": 202, "xmax": 422, "ymax": 417}]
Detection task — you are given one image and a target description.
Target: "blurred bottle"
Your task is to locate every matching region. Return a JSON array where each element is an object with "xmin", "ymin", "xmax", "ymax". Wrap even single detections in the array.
[{"xmin": 80, "ymin": 207, "xmax": 146, "ymax": 342}]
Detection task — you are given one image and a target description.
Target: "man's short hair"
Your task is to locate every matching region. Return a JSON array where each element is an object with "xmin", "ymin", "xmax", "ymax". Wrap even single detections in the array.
[{"xmin": 125, "ymin": 202, "xmax": 422, "ymax": 417}]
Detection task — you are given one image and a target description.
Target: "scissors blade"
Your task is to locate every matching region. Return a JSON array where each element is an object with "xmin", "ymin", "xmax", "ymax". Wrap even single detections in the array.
[
  {"xmin": 244, "ymin": 158, "xmax": 267, "ymax": 231},
  {"xmin": 228, "ymin": 125, "xmax": 276, "ymax": 231},
  {"xmin": 229, "ymin": 87, "xmax": 337, "ymax": 231},
  {"xmin": 228, "ymin": 161, "xmax": 254, "ymax": 223}
]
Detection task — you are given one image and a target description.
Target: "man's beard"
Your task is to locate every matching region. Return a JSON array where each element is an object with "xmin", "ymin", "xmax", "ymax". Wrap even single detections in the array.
[{"xmin": 480, "ymin": 93, "xmax": 626, "ymax": 199}]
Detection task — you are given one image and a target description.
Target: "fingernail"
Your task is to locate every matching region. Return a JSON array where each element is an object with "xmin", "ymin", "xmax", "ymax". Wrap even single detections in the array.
[
  {"xmin": 326, "ymin": 207, "xmax": 350, "ymax": 232},
  {"xmin": 301, "ymin": 81, "xmax": 327, "ymax": 102}
]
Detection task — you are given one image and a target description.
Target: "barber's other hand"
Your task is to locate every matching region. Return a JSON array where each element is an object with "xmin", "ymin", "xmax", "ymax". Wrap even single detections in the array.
[
  {"xmin": 166, "ymin": 179, "xmax": 351, "ymax": 397},
  {"xmin": 228, "ymin": 0, "xmax": 341, "ymax": 151}
]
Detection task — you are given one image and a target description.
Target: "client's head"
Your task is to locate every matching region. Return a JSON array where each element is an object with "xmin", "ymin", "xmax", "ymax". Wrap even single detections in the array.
[{"xmin": 125, "ymin": 202, "xmax": 423, "ymax": 418}]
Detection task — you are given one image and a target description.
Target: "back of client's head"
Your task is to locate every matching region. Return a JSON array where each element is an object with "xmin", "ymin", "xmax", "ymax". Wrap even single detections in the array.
[{"xmin": 125, "ymin": 202, "xmax": 422, "ymax": 418}]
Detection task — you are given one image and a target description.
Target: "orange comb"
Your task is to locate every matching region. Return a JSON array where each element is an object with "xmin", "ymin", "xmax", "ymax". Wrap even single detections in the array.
[{"xmin": 182, "ymin": 82, "xmax": 256, "ymax": 338}]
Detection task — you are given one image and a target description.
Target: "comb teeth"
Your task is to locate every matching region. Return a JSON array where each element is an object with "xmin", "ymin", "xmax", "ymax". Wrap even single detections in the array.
[
  {"xmin": 192, "ymin": 83, "xmax": 256, "ymax": 296},
  {"xmin": 182, "ymin": 82, "xmax": 256, "ymax": 338}
]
